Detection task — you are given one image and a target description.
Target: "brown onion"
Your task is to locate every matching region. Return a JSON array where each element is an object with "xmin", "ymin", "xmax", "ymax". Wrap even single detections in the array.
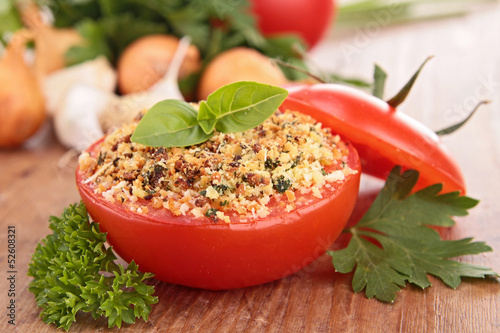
[
  {"xmin": 117, "ymin": 34, "xmax": 202, "ymax": 95},
  {"xmin": 197, "ymin": 47, "xmax": 289, "ymax": 100},
  {"xmin": 0, "ymin": 32, "xmax": 46, "ymax": 148}
]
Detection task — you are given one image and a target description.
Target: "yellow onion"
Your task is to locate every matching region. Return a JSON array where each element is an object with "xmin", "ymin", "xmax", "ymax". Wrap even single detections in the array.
[
  {"xmin": 197, "ymin": 47, "xmax": 289, "ymax": 100},
  {"xmin": 0, "ymin": 32, "xmax": 46, "ymax": 148},
  {"xmin": 117, "ymin": 34, "xmax": 202, "ymax": 95}
]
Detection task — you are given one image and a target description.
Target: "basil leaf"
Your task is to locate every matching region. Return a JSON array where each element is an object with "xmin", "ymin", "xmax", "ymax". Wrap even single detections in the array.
[
  {"xmin": 131, "ymin": 100, "xmax": 212, "ymax": 147},
  {"xmin": 131, "ymin": 82, "xmax": 288, "ymax": 148},
  {"xmin": 197, "ymin": 101, "xmax": 217, "ymax": 135},
  {"xmin": 201, "ymin": 81, "xmax": 289, "ymax": 133}
]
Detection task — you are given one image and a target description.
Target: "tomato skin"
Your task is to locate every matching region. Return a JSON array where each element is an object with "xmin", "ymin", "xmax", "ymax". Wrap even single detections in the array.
[
  {"xmin": 250, "ymin": 0, "xmax": 335, "ymax": 49},
  {"xmin": 282, "ymin": 84, "xmax": 466, "ymax": 194},
  {"xmin": 76, "ymin": 120, "xmax": 360, "ymax": 290}
]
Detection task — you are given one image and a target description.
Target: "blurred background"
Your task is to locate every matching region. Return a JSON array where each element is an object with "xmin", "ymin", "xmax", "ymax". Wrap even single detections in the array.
[{"xmin": 1, "ymin": 0, "xmax": 499, "ymax": 157}]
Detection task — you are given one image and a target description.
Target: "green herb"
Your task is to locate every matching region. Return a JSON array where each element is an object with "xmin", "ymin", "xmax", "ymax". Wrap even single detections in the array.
[
  {"xmin": 96, "ymin": 151, "xmax": 107, "ymax": 165},
  {"xmin": 131, "ymin": 99, "xmax": 212, "ymax": 148},
  {"xmin": 0, "ymin": 0, "xmax": 22, "ymax": 45},
  {"xmin": 131, "ymin": 82, "xmax": 288, "ymax": 148},
  {"xmin": 329, "ymin": 166, "xmax": 497, "ymax": 303},
  {"xmin": 65, "ymin": 18, "xmax": 113, "ymax": 66},
  {"xmin": 265, "ymin": 158, "xmax": 280, "ymax": 170},
  {"xmin": 272, "ymin": 57, "xmax": 372, "ymax": 89},
  {"xmin": 291, "ymin": 156, "xmax": 302, "ymax": 169},
  {"xmin": 65, "ymin": 15, "xmax": 167, "ymax": 66},
  {"xmin": 273, "ymin": 175, "xmax": 292, "ymax": 193},
  {"xmin": 213, "ymin": 184, "xmax": 229, "ymax": 195},
  {"xmin": 198, "ymin": 81, "xmax": 288, "ymax": 134},
  {"xmin": 28, "ymin": 202, "xmax": 158, "ymax": 331},
  {"xmin": 372, "ymin": 64, "xmax": 387, "ymax": 99},
  {"xmin": 205, "ymin": 208, "xmax": 219, "ymax": 218},
  {"xmin": 39, "ymin": 0, "xmax": 305, "ymax": 79}
]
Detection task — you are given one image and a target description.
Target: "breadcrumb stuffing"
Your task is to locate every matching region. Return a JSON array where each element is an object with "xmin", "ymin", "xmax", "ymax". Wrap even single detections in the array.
[{"xmin": 78, "ymin": 110, "xmax": 357, "ymax": 223}]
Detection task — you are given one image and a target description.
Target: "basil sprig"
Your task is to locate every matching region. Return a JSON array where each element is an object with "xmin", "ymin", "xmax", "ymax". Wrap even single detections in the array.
[
  {"xmin": 130, "ymin": 100, "xmax": 212, "ymax": 148},
  {"xmin": 131, "ymin": 81, "xmax": 289, "ymax": 148}
]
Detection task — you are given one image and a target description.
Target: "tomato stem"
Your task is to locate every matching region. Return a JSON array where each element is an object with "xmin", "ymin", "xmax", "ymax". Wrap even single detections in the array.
[
  {"xmin": 386, "ymin": 56, "xmax": 434, "ymax": 108},
  {"xmin": 272, "ymin": 58, "xmax": 326, "ymax": 83},
  {"xmin": 272, "ymin": 57, "xmax": 371, "ymax": 88}
]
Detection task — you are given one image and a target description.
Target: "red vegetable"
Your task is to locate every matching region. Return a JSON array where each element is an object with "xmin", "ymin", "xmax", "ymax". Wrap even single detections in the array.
[
  {"xmin": 282, "ymin": 84, "xmax": 466, "ymax": 194},
  {"xmin": 76, "ymin": 112, "xmax": 361, "ymax": 290},
  {"xmin": 250, "ymin": 0, "xmax": 335, "ymax": 49}
]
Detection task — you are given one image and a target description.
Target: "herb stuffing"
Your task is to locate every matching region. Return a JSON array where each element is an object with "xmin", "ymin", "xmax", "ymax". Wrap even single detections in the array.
[{"xmin": 78, "ymin": 104, "xmax": 356, "ymax": 223}]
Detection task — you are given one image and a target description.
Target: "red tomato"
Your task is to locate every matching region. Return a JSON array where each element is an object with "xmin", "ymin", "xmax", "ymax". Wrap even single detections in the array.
[
  {"xmin": 76, "ymin": 113, "xmax": 361, "ymax": 290},
  {"xmin": 250, "ymin": 0, "xmax": 335, "ymax": 49},
  {"xmin": 282, "ymin": 84, "xmax": 466, "ymax": 194}
]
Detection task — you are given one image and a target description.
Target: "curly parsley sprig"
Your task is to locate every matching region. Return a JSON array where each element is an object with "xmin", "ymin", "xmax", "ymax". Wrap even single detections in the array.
[
  {"xmin": 28, "ymin": 202, "xmax": 158, "ymax": 331},
  {"xmin": 329, "ymin": 166, "xmax": 498, "ymax": 303}
]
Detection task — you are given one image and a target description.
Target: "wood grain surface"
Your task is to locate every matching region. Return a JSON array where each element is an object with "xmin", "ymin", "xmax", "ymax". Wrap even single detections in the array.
[{"xmin": 1, "ymin": 3, "xmax": 500, "ymax": 332}]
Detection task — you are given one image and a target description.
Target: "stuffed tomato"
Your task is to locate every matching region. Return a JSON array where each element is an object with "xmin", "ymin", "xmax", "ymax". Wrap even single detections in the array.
[{"xmin": 76, "ymin": 107, "xmax": 361, "ymax": 290}]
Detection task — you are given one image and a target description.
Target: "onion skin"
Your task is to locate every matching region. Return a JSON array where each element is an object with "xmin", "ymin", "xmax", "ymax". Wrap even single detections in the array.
[
  {"xmin": 34, "ymin": 26, "xmax": 83, "ymax": 77},
  {"xmin": 117, "ymin": 34, "xmax": 202, "ymax": 95},
  {"xmin": 19, "ymin": 1, "xmax": 83, "ymax": 77},
  {"xmin": 197, "ymin": 47, "xmax": 289, "ymax": 101},
  {"xmin": 0, "ymin": 35, "xmax": 46, "ymax": 148}
]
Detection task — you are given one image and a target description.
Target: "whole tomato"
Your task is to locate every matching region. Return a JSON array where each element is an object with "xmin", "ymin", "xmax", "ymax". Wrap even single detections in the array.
[{"xmin": 250, "ymin": 0, "xmax": 336, "ymax": 49}]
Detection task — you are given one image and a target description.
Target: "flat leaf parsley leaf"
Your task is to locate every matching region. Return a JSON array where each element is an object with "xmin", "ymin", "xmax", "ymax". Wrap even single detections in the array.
[
  {"xmin": 28, "ymin": 202, "xmax": 158, "ymax": 331},
  {"xmin": 329, "ymin": 166, "xmax": 497, "ymax": 303}
]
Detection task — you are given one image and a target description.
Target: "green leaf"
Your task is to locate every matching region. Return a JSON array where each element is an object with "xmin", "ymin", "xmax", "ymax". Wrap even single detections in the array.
[
  {"xmin": 98, "ymin": 13, "xmax": 167, "ymax": 57},
  {"xmin": 28, "ymin": 202, "xmax": 158, "ymax": 331},
  {"xmin": 42, "ymin": 0, "xmax": 102, "ymax": 28},
  {"xmin": 260, "ymin": 35, "xmax": 306, "ymax": 60},
  {"xmin": 64, "ymin": 14, "xmax": 167, "ymax": 66},
  {"xmin": 65, "ymin": 18, "xmax": 112, "ymax": 66},
  {"xmin": 131, "ymin": 99, "xmax": 212, "ymax": 148},
  {"xmin": 272, "ymin": 58, "xmax": 326, "ymax": 83},
  {"xmin": 0, "ymin": 0, "xmax": 22, "ymax": 44},
  {"xmin": 132, "ymin": 82, "xmax": 288, "ymax": 148},
  {"xmin": 372, "ymin": 64, "xmax": 387, "ymax": 99},
  {"xmin": 197, "ymin": 101, "xmax": 217, "ymax": 134},
  {"xmin": 202, "ymin": 81, "xmax": 289, "ymax": 133},
  {"xmin": 329, "ymin": 166, "xmax": 497, "ymax": 303}
]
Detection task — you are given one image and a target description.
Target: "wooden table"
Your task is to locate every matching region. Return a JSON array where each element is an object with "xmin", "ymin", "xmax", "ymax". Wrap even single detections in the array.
[{"xmin": 1, "ymin": 3, "xmax": 500, "ymax": 332}]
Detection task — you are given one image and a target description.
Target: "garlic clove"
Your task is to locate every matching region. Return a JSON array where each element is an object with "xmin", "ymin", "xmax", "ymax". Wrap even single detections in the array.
[
  {"xmin": 54, "ymin": 84, "xmax": 117, "ymax": 151},
  {"xmin": 43, "ymin": 56, "xmax": 117, "ymax": 116}
]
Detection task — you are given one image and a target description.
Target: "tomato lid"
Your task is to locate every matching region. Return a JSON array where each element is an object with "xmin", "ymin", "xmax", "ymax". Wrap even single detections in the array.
[{"xmin": 281, "ymin": 84, "xmax": 466, "ymax": 194}]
